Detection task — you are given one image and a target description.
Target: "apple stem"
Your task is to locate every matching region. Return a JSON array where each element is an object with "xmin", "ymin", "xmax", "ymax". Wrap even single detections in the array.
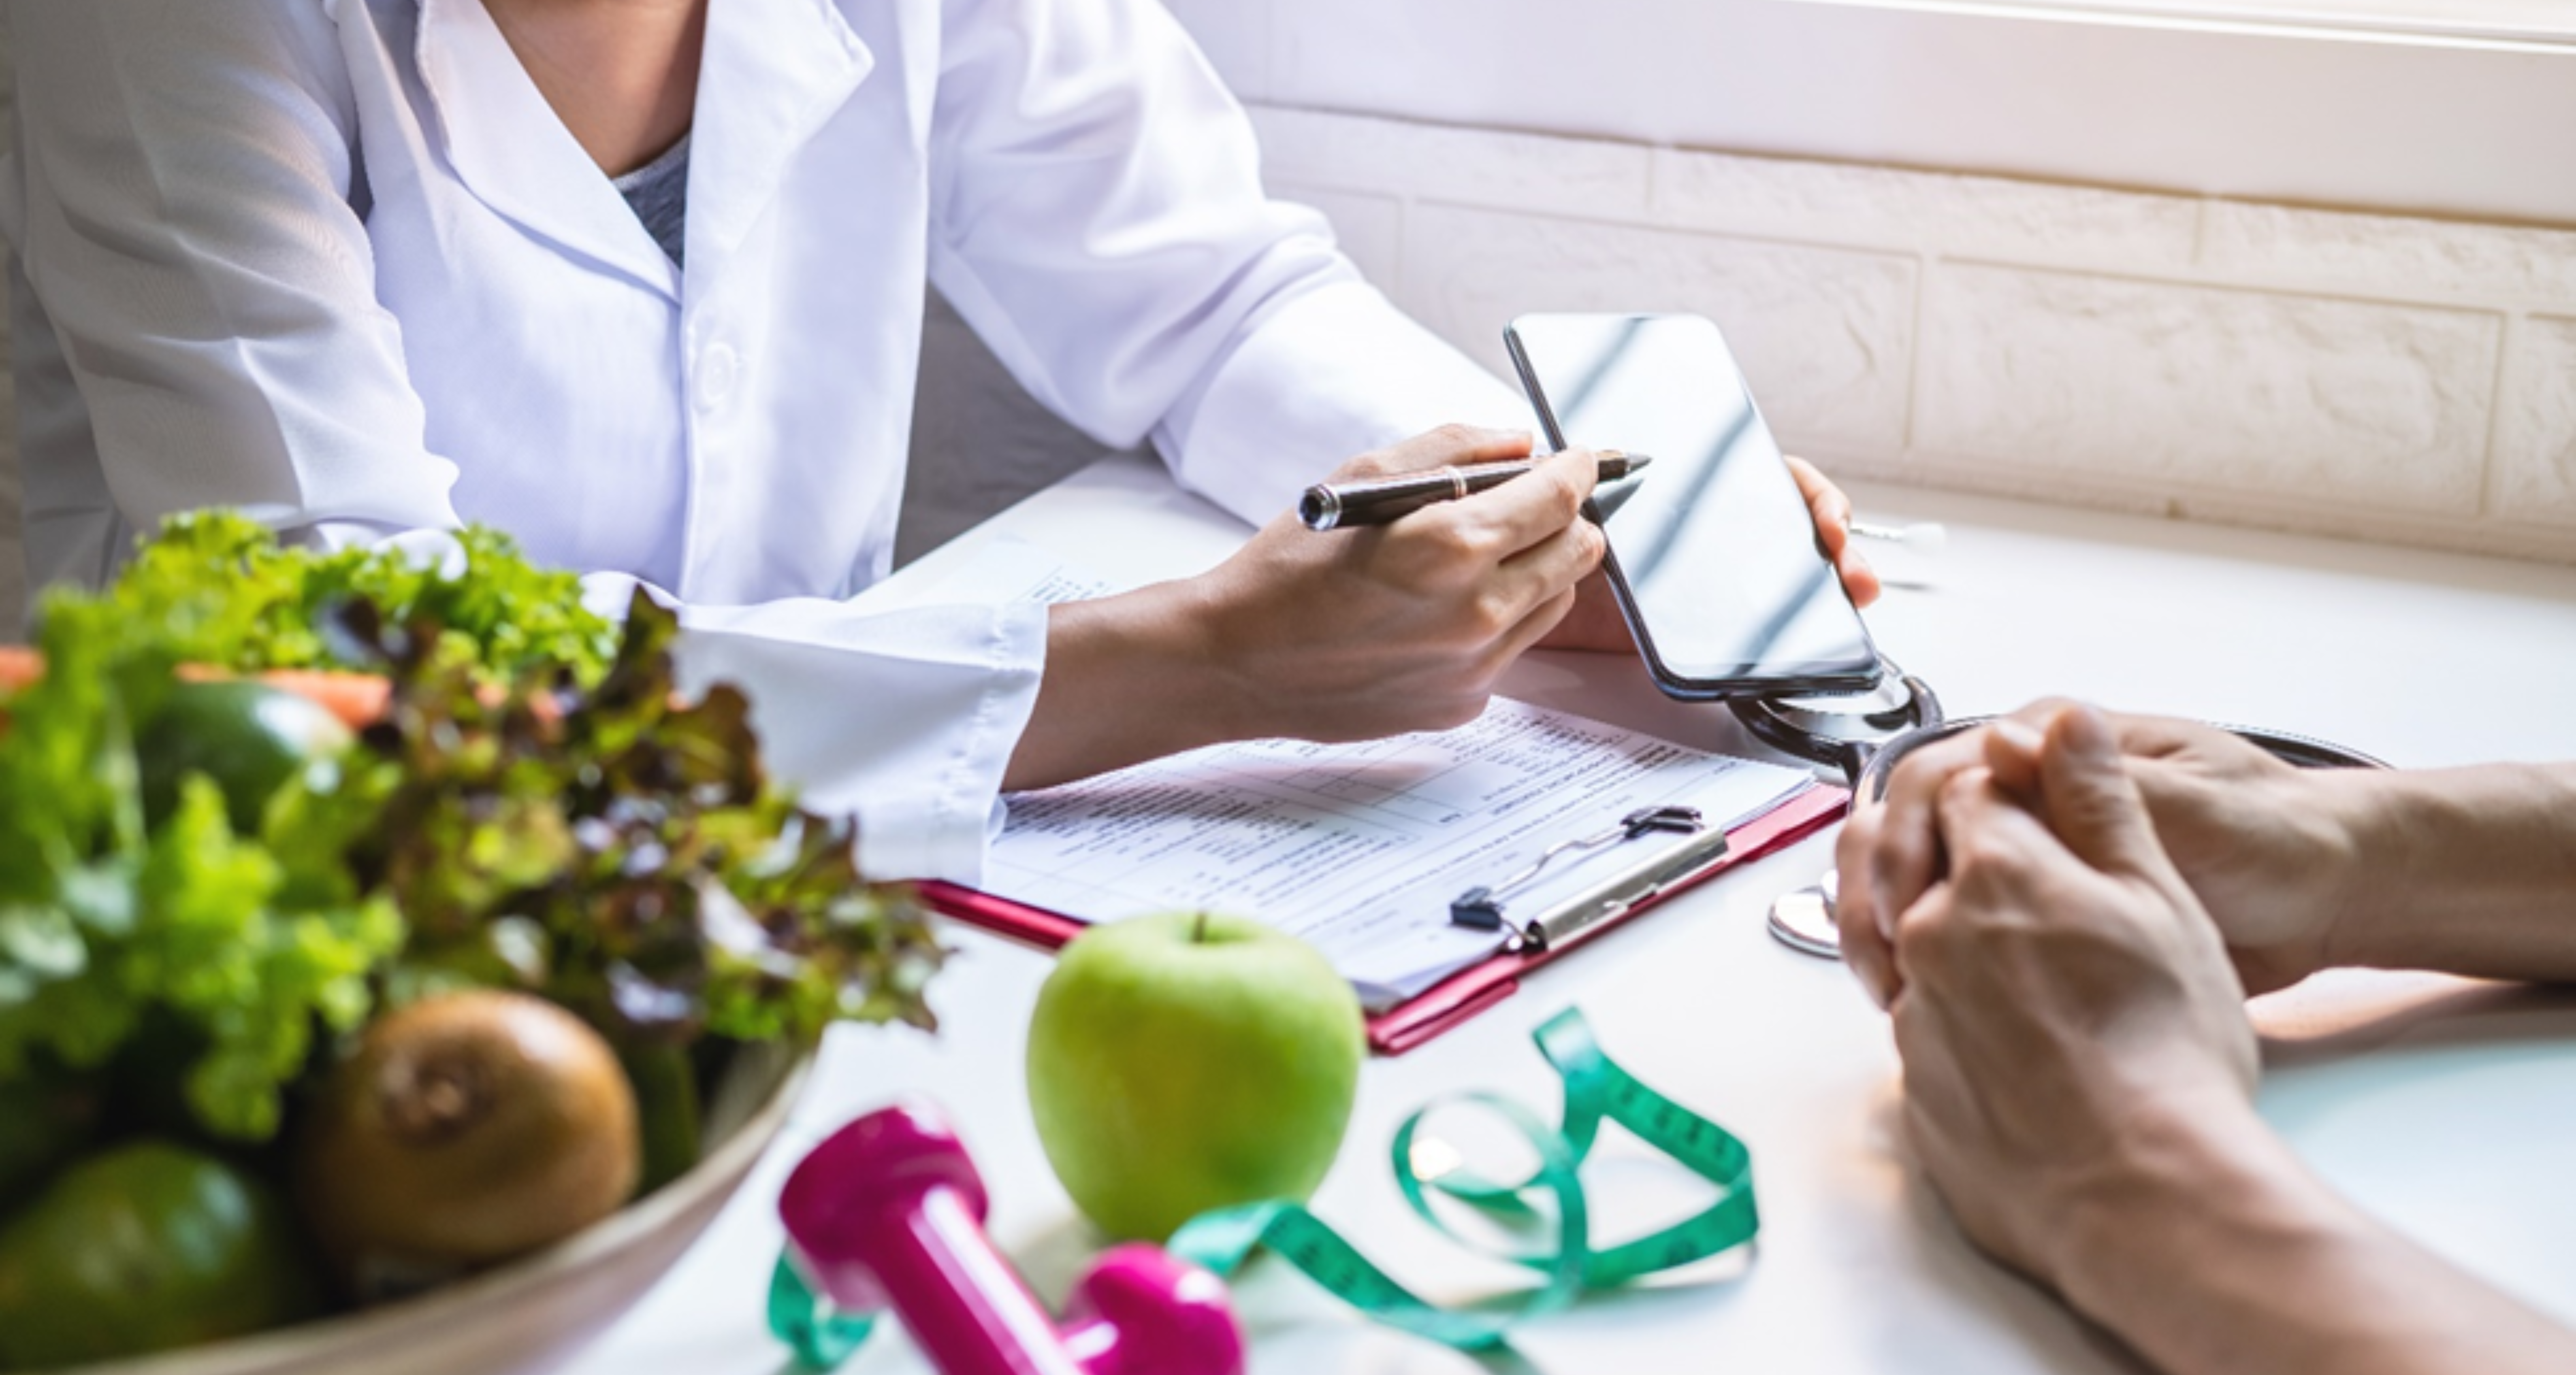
[{"xmin": 1193, "ymin": 911, "xmax": 1209, "ymax": 944}]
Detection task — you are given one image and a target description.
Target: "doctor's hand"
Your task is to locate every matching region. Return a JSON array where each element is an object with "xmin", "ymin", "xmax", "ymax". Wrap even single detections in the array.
[
  {"xmin": 1885, "ymin": 705, "xmax": 2259, "ymax": 1290},
  {"xmin": 1197, "ymin": 427, "xmax": 1606, "ymax": 739},
  {"xmin": 1004, "ymin": 426, "xmax": 1603, "ymax": 790},
  {"xmin": 1837, "ymin": 701, "xmax": 2362, "ymax": 1009},
  {"xmin": 1533, "ymin": 453, "xmax": 1882, "ymax": 653}
]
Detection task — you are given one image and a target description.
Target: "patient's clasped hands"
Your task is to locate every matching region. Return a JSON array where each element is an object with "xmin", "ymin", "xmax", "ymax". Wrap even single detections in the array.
[
  {"xmin": 1840, "ymin": 704, "xmax": 2370, "ymax": 1009},
  {"xmin": 1835, "ymin": 701, "xmax": 2576, "ymax": 1375},
  {"xmin": 1837, "ymin": 707, "xmax": 2262, "ymax": 1281}
]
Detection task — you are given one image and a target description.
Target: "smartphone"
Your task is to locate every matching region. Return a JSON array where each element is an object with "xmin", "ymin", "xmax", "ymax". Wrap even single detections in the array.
[{"xmin": 1504, "ymin": 312, "xmax": 1881, "ymax": 699}]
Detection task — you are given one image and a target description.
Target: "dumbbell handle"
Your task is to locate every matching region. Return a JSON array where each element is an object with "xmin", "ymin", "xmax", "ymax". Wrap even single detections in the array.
[
  {"xmin": 803, "ymin": 1180, "xmax": 1083, "ymax": 1375},
  {"xmin": 780, "ymin": 1103, "xmax": 1244, "ymax": 1375}
]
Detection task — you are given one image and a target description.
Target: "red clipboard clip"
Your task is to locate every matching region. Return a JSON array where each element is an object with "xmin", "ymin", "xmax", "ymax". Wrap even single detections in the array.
[{"xmin": 918, "ymin": 784, "xmax": 1848, "ymax": 1056}]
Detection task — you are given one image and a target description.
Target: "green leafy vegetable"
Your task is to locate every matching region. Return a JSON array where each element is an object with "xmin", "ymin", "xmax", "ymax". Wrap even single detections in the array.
[
  {"xmin": 337, "ymin": 592, "xmax": 942, "ymax": 1046},
  {"xmin": 0, "ymin": 515, "xmax": 938, "ymax": 1147},
  {"xmin": 0, "ymin": 598, "xmax": 400, "ymax": 1141},
  {"xmin": 75, "ymin": 511, "xmax": 617, "ymax": 685}
]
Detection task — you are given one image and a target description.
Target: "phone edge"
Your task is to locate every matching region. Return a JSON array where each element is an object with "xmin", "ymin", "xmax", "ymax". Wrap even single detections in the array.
[{"xmin": 1502, "ymin": 313, "xmax": 1883, "ymax": 702}]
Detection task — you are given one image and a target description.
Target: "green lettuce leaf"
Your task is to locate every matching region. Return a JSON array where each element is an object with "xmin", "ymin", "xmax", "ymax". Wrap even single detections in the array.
[{"xmin": 0, "ymin": 513, "xmax": 936, "ymax": 1145}]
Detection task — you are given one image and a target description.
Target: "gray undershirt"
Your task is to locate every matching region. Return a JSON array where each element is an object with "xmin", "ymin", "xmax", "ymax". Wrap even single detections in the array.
[{"xmin": 612, "ymin": 134, "xmax": 691, "ymax": 268}]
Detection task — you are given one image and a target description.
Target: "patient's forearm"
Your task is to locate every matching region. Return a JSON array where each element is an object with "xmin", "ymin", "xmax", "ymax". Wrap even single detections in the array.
[
  {"xmin": 2058, "ymin": 1105, "xmax": 2572, "ymax": 1375},
  {"xmin": 2326, "ymin": 764, "xmax": 2576, "ymax": 981}
]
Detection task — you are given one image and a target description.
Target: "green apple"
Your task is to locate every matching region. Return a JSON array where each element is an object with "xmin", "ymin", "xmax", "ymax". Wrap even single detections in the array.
[{"xmin": 1026, "ymin": 911, "xmax": 1364, "ymax": 1241}]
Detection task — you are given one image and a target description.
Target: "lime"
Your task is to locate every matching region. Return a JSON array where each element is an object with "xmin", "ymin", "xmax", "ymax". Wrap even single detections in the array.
[
  {"xmin": 0, "ymin": 1141, "xmax": 321, "ymax": 1367},
  {"xmin": 135, "ymin": 679, "xmax": 353, "ymax": 834}
]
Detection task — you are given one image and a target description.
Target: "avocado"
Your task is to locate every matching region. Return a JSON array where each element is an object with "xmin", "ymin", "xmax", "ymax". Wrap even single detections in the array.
[{"xmin": 135, "ymin": 679, "xmax": 354, "ymax": 834}]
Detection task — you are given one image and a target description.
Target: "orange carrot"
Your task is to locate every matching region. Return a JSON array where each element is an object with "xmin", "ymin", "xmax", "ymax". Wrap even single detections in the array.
[
  {"xmin": 0, "ymin": 647, "xmax": 39, "ymax": 695},
  {"xmin": 252, "ymin": 670, "xmax": 395, "ymax": 729},
  {"xmin": 0, "ymin": 649, "xmax": 632, "ymax": 739},
  {"xmin": 4, "ymin": 650, "xmax": 395, "ymax": 730}
]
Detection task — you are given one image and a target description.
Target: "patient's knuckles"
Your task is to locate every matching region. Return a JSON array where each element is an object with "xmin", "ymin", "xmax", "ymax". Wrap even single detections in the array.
[
  {"xmin": 1868, "ymin": 834, "xmax": 1933, "ymax": 921},
  {"xmin": 1891, "ymin": 903, "xmax": 1955, "ymax": 966},
  {"xmin": 1868, "ymin": 826, "xmax": 1935, "ymax": 907},
  {"xmin": 1890, "ymin": 736, "xmax": 1982, "ymax": 812},
  {"xmin": 1943, "ymin": 831, "xmax": 2053, "ymax": 911},
  {"xmin": 2010, "ymin": 696, "xmax": 2084, "ymax": 727},
  {"xmin": 1947, "ymin": 844, "xmax": 2050, "ymax": 922},
  {"xmin": 1836, "ymin": 808, "xmax": 1881, "ymax": 873},
  {"xmin": 1893, "ymin": 895, "xmax": 1999, "ymax": 980},
  {"xmin": 1908, "ymin": 901, "xmax": 2053, "ymax": 986},
  {"xmin": 1883, "ymin": 751, "xmax": 1948, "ymax": 808},
  {"xmin": 1936, "ymin": 765, "xmax": 1991, "ymax": 810},
  {"xmin": 1935, "ymin": 773, "xmax": 2014, "ymax": 849}
]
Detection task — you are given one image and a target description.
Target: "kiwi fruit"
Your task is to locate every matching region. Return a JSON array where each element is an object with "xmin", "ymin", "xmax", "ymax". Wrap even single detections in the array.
[{"xmin": 297, "ymin": 991, "xmax": 640, "ymax": 1298}]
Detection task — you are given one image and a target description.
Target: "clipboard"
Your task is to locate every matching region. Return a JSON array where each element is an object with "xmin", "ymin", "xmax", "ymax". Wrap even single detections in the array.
[{"xmin": 918, "ymin": 782, "xmax": 1848, "ymax": 1055}]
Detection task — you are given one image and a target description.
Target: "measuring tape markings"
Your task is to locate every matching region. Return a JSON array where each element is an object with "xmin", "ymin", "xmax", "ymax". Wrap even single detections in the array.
[
  {"xmin": 1375, "ymin": 1008, "xmax": 1760, "ymax": 1292},
  {"xmin": 766, "ymin": 1006, "xmax": 1758, "ymax": 1364}
]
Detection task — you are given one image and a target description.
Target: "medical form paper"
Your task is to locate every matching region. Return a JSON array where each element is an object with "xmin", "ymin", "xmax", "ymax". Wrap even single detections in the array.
[
  {"xmin": 983, "ymin": 699, "xmax": 1817, "ymax": 1009},
  {"xmin": 896, "ymin": 536, "xmax": 1817, "ymax": 1007}
]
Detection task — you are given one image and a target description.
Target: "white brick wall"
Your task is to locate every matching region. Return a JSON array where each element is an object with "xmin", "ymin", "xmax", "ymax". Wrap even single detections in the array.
[
  {"xmin": 1251, "ymin": 106, "xmax": 2576, "ymax": 564},
  {"xmin": 2499, "ymin": 316, "xmax": 2576, "ymax": 528},
  {"xmin": 2, "ymin": 30, "xmax": 2568, "ymax": 590}
]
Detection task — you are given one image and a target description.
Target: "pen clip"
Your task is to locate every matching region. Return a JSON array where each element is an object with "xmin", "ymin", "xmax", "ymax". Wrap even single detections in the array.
[{"xmin": 1449, "ymin": 805, "xmax": 1704, "ymax": 934}]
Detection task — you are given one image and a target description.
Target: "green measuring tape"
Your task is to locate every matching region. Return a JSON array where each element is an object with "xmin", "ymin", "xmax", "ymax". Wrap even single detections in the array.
[{"xmin": 767, "ymin": 1007, "xmax": 1758, "ymax": 1364}]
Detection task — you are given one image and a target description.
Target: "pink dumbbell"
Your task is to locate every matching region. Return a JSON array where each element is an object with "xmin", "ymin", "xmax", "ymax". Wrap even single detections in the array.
[{"xmin": 778, "ymin": 1102, "xmax": 1246, "ymax": 1375}]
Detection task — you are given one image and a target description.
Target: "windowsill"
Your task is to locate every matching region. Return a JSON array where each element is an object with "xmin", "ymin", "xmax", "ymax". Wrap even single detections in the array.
[
  {"xmin": 1939, "ymin": 0, "xmax": 2576, "ymax": 47},
  {"xmin": 1167, "ymin": 0, "xmax": 2576, "ymax": 226}
]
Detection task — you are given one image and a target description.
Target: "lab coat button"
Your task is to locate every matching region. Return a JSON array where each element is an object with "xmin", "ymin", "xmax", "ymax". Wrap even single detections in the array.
[{"xmin": 696, "ymin": 344, "xmax": 740, "ymax": 411}]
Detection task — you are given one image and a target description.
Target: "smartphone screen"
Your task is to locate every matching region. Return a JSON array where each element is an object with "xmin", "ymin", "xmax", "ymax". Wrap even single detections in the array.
[{"xmin": 1506, "ymin": 312, "xmax": 1880, "ymax": 697}]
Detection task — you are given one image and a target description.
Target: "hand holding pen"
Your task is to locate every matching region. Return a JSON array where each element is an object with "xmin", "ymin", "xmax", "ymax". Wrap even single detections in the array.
[
  {"xmin": 1300, "ymin": 451, "xmax": 1652, "ymax": 531},
  {"xmin": 1004, "ymin": 426, "xmax": 1610, "ymax": 790},
  {"xmin": 1179, "ymin": 428, "xmax": 1610, "ymax": 742}
]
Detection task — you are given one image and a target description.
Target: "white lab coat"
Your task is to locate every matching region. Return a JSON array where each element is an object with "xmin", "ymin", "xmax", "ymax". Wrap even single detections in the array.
[{"xmin": 1, "ymin": 0, "xmax": 1524, "ymax": 881}]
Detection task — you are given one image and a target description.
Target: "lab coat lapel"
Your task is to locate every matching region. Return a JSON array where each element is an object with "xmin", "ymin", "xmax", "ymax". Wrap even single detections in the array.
[
  {"xmin": 687, "ymin": 0, "xmax": 875, "ymax": 270},
  {"xmin": 413, "ymin": 0, "xmax": 682, "ymax": 302}
]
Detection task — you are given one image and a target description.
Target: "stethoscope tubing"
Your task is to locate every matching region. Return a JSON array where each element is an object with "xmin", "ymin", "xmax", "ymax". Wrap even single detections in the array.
[
  {"xmin": 1737, "ymin": 664, "xmax": 2388, "ymax": 961},
  {"xmin": 1731, "ymin": 659, "xmax": 2387, "ymax": 802},
  {"xmin": 1844, "ymin": 712, "xmax": 2389, "ymax": 804}
]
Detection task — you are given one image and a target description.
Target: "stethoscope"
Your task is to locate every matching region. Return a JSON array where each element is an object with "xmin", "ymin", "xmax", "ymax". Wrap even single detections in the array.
[{"xmin": 1731, "ymin": 657, "xmax": 2391, "ymax": 958}]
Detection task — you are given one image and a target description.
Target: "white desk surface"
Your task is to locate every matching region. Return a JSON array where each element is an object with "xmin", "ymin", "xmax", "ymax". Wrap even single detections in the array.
[{"xmin": 566, "ymin": 456, "xmax": 2576, "ymax": 1375}]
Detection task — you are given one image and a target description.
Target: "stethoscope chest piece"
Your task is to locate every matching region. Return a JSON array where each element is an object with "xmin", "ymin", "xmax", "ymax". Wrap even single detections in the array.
[{"xmin": 1766, "ymin": 874, "xmax": 1840, "ymax": 959}]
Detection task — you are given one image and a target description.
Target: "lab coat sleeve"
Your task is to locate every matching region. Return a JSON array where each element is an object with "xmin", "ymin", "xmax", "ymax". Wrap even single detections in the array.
[
  {"xmin": 3, "ymin": 0, "xmax": 1044, "ymax": 885},
  {"xmin": 1, "ymin": 0, "xmax": 461, "ymax": 545},
  {"xmin": 586, "ymin": 575, "xmax": 1047, "ymax": 887},
  {"xmin": 922, "ymin": 0, "xmax": 1531, "ymax": 530}
]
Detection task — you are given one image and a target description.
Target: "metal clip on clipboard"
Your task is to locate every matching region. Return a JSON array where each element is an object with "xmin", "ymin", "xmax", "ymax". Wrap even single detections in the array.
[{"xmin": 1448, "ymin": 805, "xmax": 1728, "ymax": 954}]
